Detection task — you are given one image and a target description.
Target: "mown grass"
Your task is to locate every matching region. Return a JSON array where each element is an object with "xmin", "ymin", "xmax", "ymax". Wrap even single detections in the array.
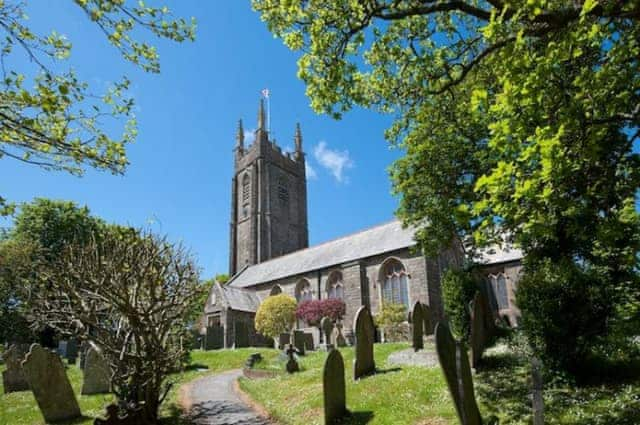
[
  {"xmin": 0, "ymin": 347, "xmax": 279, "ymax": 425},
  {"xmin": 240, "ymin": 342, "xmax": 457, "ymax": 425}
]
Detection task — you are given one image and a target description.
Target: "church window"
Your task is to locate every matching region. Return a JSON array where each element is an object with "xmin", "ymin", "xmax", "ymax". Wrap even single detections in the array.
[
  {"xmin": 277, "ymin": 176, "xmax": 289, "ymax": 203},
  {"xmin": 295, "ymin": 279, "xmax": 313, "ymax": 303},
  {"xmin": 491, "ymin": 274, "xmax": 509, "ymax": 310},
  {"xmin": 327, "ymin": 271, "xmax": 344, "ymax": 299},
  {"xmin": 269, "ymin": 285, "xmax": 282, "ymax": 296},
  {"xmin": 381, "ymin": 259, "xmax": 409, "ymax": 308}
]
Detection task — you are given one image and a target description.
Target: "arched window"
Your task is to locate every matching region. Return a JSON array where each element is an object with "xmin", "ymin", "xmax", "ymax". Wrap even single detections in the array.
[
  {"xmin": 295, "ymin": 279, "xmax": 313, "ymax": 303},
  {"xmin": 494, "ymin": 274, "xmax": 509, "ymax": 310},
  {"xmin": 242, "ymin": 174, "xmax": 251, "ymax": 202},
  {"xmin": 381, "ymin": 259, "xmax": 409, "ymax": 307},
  {"xmin": 269, "ymin": 285, "xmax": 282, "ymax": 296},
  {"xmin": 327, "ymin": 271, "xmax": 344, "ymax": 299}
]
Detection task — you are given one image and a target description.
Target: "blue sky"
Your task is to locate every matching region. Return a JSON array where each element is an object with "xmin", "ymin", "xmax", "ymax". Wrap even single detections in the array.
[{"xmin": 0, "ymin": 1, "xmax": 403, "ymax": 279}]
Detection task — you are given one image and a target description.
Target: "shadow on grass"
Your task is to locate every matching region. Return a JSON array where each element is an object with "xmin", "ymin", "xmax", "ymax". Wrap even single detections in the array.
[
  {"xmin": 374, "ymin": 367, "xmax": 402, "ymax": 375},
  {"xmin": 57, "ymin": 415, "xmax": 95, "ymax": 425},
  {"xmin": 340, "ymin": 410, "xmax": 374, "ymax": 424},
  {"xmin": 183, "ymin": 363, "xmax": 209, "ymax": 372}
]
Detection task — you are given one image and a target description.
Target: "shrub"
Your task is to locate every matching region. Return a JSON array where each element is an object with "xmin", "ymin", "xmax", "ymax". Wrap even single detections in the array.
[
  {"xmin": 296, "ymin": 298, "xmax": 346, "ymax": 325},
  {"xmin": 255, "ymin": 294, "xmax": 297, "ymax": 338},
  {"xmin": 441, "ymin": 268, "xmax": 478, "ymax": 339},
  {"xmin": 374, "ymin": 303, "xmax": 409, "ymax": 342},
  {"xmin": 517, "ymin": 258, "xmax": 615, "ymax": 377}
]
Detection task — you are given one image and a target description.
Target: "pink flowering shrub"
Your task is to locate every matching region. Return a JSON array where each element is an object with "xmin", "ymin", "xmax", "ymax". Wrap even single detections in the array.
[{"xmin": 296, "ymin": 298, "xmax": 346, "ymax": 325}]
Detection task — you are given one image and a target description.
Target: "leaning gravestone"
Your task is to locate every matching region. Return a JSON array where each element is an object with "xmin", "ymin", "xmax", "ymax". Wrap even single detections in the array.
[
  {"xmin": 82, "ymin": 347, "xmax": 111, "ymax": 395},
  {"xmin": 57, "ymin": 340, "xmax": 68, "ymax": 358},
  {"xmin": 321, "ymin": 316, "xmax": 334, "ymax": 345},
  {"xmin": 353, "ymin": 306, "xmax": 376, "ymax": 380},
  {"xmin": 22, "ymin": 344, "xmax": 81, "ymax": 423},
  {"xmin": 435, "ymin": 322, "xmax": 485, "ymax": 425},
  {"xmin": 411, "ymin": 301, "xmax": 424, "ymax": 351},
  {"xmin": 335, "ymin": 322, "xmax": 347, "ymax": 347},
  {"xmin": 2, "ymin": 344, "xmax": 30, "ymax": 393},
  {"xmin": 303, "ymin": 332, "xmax": 315, "ymax": 351},
  {"xmin": 293, "ymin": 330, "xmax": 306, "ymax": 355},
  {"xmin": 323, "ymin": 349, "xmax": 347, "ymax": 425}
]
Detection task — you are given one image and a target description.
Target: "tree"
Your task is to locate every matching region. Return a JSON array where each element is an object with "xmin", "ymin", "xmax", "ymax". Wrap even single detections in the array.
[
  {"xmin": 441, "ymin": 268, "xmax": 479, "ymax": 340},
  {"xmin": 255, "ymin": 294, "xmax": 297, "ymax": 339},
  {"xmin": 33, "ymin": 228, "xmax": 203, "ymax": 424},
  {"xmin": 0, "ymin": 198, "xmax": 104, "ymax": 342},
  {"xmin": 0, "ymin": 1, "xmax": 196, "ymax": 213},
  {"xmin": 296, "ymin": 298, "xmax": 346, "ymax": 325},
  {"xmin": 255, "ymin": 1, "xmax": 640, "ymax": 373},
  {"xmin": 374, "ymin": 303, "xmax": 409, "ymax": 343}
]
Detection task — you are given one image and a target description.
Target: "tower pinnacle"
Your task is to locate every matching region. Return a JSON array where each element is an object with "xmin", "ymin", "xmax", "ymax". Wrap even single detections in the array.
[
  {"xmin": 294, "ymin": 122, "xmax": 303, "ymax": 157},
  {"xmin": 236, "ymin": 119, "xmax": 244, "ymax": 150},
  {"xmin": 257, "ymin": 98, "xmax": 266, "ymax": 131}
]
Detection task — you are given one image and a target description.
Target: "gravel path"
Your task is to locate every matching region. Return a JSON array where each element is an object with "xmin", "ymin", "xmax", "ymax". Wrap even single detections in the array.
[{"xmin": 184, "ymin": 369, "xmax": 271, "ymax": 425}]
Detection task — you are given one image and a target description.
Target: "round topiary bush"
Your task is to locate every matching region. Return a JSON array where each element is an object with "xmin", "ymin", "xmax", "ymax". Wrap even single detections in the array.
[
  {"xmin": 255, "ymin": 294, "xmax": 297, "ymax": 339},
  {"xmin": 374, "ymin": 303, "xmax": 409, "ymax": 342}
]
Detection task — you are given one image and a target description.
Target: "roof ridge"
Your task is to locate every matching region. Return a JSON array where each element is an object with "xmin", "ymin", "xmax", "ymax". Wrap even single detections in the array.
[{"xmin": 240, "ymin": 217, "xmax": 401, "ymax": 270}]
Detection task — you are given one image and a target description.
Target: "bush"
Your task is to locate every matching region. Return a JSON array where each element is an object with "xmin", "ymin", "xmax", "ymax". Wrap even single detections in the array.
[
  {"xmin": 255, "ymin": 294, "xmax": 297, "ymax": 338},
  {"xmin": 374, "ymin": 303, "xmax": 409, "ymax": 342},
  {"xmin": 441, "ymin": 268, "xmax": 478, "ymax": 339},
  {"xmin": 296, "ymin": 298, "xmax": 346, "ymax": 326},
  {"xmin": 517, "ymin": 258, "xmax": 614, "ymax": 377}
]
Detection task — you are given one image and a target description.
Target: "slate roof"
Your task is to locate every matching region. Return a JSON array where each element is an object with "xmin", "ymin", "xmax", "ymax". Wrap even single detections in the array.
[
  {"xmin": 223, "ymin": 285, "xmax": 261, "ymax": 312},
  {"xmin": 228, "ymin": 219, "xmax": 418, "ymax": 289},
  {"xmin": 475, "ymin": 244, "xmax": 523, "ymax": 265}
]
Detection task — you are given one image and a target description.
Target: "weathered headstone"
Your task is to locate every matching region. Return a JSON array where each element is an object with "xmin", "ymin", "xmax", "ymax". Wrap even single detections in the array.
[
  {"xmin": 21, "ymin": 344, "xmax": 81, "ymax": 423},
  {"xmin": 81, "ymin": 347, "xmax": 111, "ymax": 395},
  {"xmin": 435, "ymin": 322, "xmax": 483, "ymax": 425},
  {"xmin": 532, "ymin": 357, "xmax": 544, "ymax": 425},
  {"xmin": 422, "ymin": 303, "xmax": 434, "ymax": 335},
  {"xmin": 292, "ymin": 330, "xmax": 306, "ymax": 355},
  {"xmin": 353, "ymin": 306, "xmax": 376, "ymax": 380},
  {"xmin": 79, "ymin": 341, "xmax": 89, "ymax": 370},
  {"xmin": 94, "ymin": 403, "xmax": 144, "ymax": 425},
  {"xmin": 470, "ymin": 291, "xmax": 494, "ymax": 368},
  {"xmin": 323, "ymin": 349, "xmax": 347, "ymax": 425},
  {"xmin": 278, "ymin": 332, "xmax": 290, "ymax": 350},
  {"xmin": 411, "ymin": 301, "xmax": 424, "ymax": 351},
  {"xmin": 66, "ymin": 339, "xmax": 79, "ymax": 364},
  {"xmin": 303, "ymin": 332, "xmax": 315, "ymax": 351},
  {"xmin": 335, "ymin": 322, "xmax": 347, "ymax": 347},
  {"xmin": 321, "ymin": 316, "xmax": 334, "ymax": 344},
  {"xmin": 285, "ymin": 344, "xmax": 299, "ymax": 374},
  {"xmin": 2, "ymin": 344, "xmax": 30, "ymax": 393},
  {"xmin": 57, "ymin": 340, "xmax": 68, "ymax": 357}
]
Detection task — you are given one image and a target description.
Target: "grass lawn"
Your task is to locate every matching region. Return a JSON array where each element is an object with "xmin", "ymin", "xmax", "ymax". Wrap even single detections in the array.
[
  {"xmin": 240, "ymin": 342, "xmax": 640, "ymax": 425},
  {"xmin": 0, "ymin": 347, "xmax": 279, "ymax": 425}
]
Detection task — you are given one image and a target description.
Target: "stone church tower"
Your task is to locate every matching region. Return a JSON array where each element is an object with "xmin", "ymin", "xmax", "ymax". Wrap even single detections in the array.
[{"xmin": 228, "ymin": 100, "xmax": 309, "ymax": 276}]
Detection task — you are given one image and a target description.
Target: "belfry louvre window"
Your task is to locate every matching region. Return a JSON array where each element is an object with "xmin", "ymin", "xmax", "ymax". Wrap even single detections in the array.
[
  {"xmin": 277, "ymin": 176, "xmax": 289, "ymax": 203},
  {"xmin": 382, "ymin": 260, "xmax": 409, "ymax": 307},
  {"xmin": 242, "ymin": 174, "xmax": 250, "ymax": 203}
]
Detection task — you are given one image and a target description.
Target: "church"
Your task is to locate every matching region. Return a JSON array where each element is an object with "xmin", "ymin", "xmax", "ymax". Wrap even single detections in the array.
[{"xmin": 203, "ymin": 101, "xmax": 523, "ymax": 349}]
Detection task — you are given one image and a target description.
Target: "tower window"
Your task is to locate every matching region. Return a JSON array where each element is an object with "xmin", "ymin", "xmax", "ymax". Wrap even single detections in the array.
[
  {"xmin": 242, "ymin": 174, "xmax": 250, "ymax": 203},
  {"xmin": 277, "ymin": 176, "xmax": 289, "ymax": 203}
]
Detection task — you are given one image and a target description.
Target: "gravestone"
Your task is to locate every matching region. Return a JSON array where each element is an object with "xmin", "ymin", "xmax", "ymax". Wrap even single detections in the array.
[
  {"xmin": 66, "ymin": 339, "xmax": 79, "ymax": 364},
  {"xmin": 411, "ymin": 301, "xmax": 424, "ymax": 351},
  {"xmin": 353, "ymin": 306, "xmax": 376, "ymax": 380},
  {"xmin": 245, "ymin": 353, "xmax": 263, "ymax": 369},
  {"xmin": 57, "ymin": 340, "xmax": 68, "ymax": 357},
  {"xmin": 285, "ymin": 344, "xmax": 299, "ymax": 374},
  {"xmin": 470, "ymin": 291, "xmax": 492, "ymax": 368},
  {"xmin": 532, "ymin": 357, "xmax": 544, "ymax": 425},
  {"xmin": 435, "ymin": 322, "xmax": 483, "ymax": 425},
  {"xmin": 94, "ymin": 403, "xmax": 144, "ymax": 425},
  {"xmin": 79, "ymin": 342, "xmax": 89, "ymax": 370},
  {"xmin": 2, "ymin": 344, "xmax": 30, "ymax": 393},
  {"xmin": 321, "ymin": 316, "xmax": 334, "ymax": 345},
  {"xmin": 323, "ymin": 349, "xmax": 347, "ymax": 425},
  {"xmin": 422, "ymin": 303, "xmax": 434, "ymax": 335},
  {"xmin": 292, "ymin": 330, "xmax": 306, "ymax": 355},
  {"xmin": 81, "ymin": 347, "xmax": 111, "ymax": 395},
  {"xmin": 335, "ymin": 322, "xmax": 347, "ymax": 347},
  {"xmin": 21, "ymin": 344, "xmax": 81, "ymax": 423},
  {"xmin": 278, "ymin": 333, "xmax": 290, "ymax": 350},
  {"xmin": 303, "ymin": 332, "xmax": 315, "ymax": 351}
]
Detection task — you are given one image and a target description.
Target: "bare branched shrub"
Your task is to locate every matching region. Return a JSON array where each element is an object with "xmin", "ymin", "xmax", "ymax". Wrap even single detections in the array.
[{"xmin": 33, "ymin": 228, "xmax": 203, "ymax": 424}]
